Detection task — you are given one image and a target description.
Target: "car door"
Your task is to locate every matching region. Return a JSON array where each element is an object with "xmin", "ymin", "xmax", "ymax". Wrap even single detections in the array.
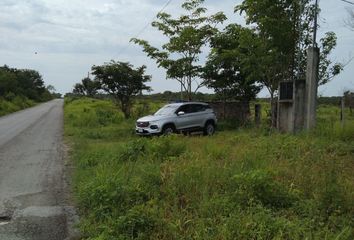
[
  {"xmin": 175, "ymin": 104, "xmax": 194, "ymax": 130},
  {"xmin": 189, "ymin": 104, "xmax": 208, "ymax": 128}
]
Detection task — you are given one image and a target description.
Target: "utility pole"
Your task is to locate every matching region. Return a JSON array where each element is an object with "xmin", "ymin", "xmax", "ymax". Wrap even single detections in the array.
[
  {"xmin": 305, "ymin": 0, "xmax": 320, "ymax": 130},
  {"xmin": 313, "ymin": 0, "xmax": 319, "ymax": 47}
]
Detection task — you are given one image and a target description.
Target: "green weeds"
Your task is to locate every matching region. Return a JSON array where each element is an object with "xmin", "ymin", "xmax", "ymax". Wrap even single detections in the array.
[
  {"xmin": 65, "ymin": 98, "xmax": 354, "ymax": 240},
  {"xmin": 0, "ymin": 96, "xmax": 35, "ymax": 116}
]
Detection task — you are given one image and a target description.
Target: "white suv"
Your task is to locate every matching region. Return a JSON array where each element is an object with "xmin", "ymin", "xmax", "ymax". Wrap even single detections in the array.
[{"xmin": 136, "ymin": 102, "xmax": 217, "ymax": 136}]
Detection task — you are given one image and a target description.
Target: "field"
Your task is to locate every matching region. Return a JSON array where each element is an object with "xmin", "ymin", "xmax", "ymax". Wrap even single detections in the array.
[{"xmin": 64, "ymin": 97, "xmax": 354, "ymax": 240}]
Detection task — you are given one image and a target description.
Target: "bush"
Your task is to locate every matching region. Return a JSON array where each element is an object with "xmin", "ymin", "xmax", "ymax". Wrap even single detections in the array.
[
  {"xmin": 0, "ymin": 96, "xmax": 35, "ymax": 116},
  {"xmin": 119, "ymin": 139, "xmax": 147, "ymax": 162},
  {"xmin": 224, "ymin": 204, "xmax": 302, "ymax": 239},
  {"xmin": 78, "ymin": 176, "xmax": 149, "ymax": 220},
  {"xmin": 147, "ymin": 135, "xmax": 187, "ymax": 161},
  {"xmin": 230, "ymin": 170, "xmax": 297, "ymax": 209},
  {"xmin": 112, "ymin": 205, "xmax": 158, "ymax": 240}
]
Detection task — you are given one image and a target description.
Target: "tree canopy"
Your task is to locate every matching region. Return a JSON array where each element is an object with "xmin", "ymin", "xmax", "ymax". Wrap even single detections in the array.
[
  {"xmin": 0, "ymin": 65, "xmax": 53, "ymax": 102},
  {"xmin": 235, "ymin": 0, "xmax": 342, "ymax": 89},
  {"xmin": 233, "ymin": 0, "xmax": 343, "ymax": 126},
  {"xmin": 73, "ymin": 77, "xmax": 100, "ymax": 97},
  {"xmin": 91, "ymin": 61, "xmax": 151, "ymax": 118},
  {"xmin": 203, "ymin": 24, "xmax": 261, "ymax": 101},
  {"xmin": 131, "ymin": 0, "xmax": 226, "ymax": 101}
]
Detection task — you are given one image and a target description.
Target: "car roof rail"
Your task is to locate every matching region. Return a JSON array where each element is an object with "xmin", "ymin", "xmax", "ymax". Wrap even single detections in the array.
[{"xmin": 169, "ymin": 100, "xmax": 189, "ymax": 103}]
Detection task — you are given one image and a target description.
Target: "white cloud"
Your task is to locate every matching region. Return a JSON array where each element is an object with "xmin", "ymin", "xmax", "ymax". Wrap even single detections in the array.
[{"xmin": 0, "ymin": 0, "xmax": 353, "ymax": 95}]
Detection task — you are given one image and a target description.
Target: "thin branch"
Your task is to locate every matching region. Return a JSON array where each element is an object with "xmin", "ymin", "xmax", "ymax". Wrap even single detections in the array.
[
  {"xmin": 340, "ymin": 0, "xmax": 354, "ymax": 6},
  {"xmin": 327, "ymin": 56, "xmax": 354, "ymax": 81}
]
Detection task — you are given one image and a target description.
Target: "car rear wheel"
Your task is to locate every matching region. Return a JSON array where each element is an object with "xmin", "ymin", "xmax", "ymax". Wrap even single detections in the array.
[
  {"xmin": 162, "ymin": 125, "xmax": 175, "ymax": 135},
  {"xmin": 203, "ymin": 122, "xmax": 215, "ymax": 136}
]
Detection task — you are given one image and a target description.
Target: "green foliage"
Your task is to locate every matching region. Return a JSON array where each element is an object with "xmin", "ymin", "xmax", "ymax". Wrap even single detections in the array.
[
  {"xmin": 230, "ymin": 0, "xmax": 343, "ymax": 128},
  {"xmin": 73, "ymin": 77, "xmax": 100, "ymax": 97},
  {"xmin": 319, "ymin": 32, "xmax": 343, "ymax": 85},
  {"xmin": 147, "ymin": 135, "xmax": 187, "ymax": 161},
  {"xmin": 118, "ymin": 139, "xmax": 147, "ymax": 162},
  {"xmin": 131, "ymin": 0, "xmax": 226, "ymax": 100},
  {"xmin": 235, "ymin": 0, "xmax": 302, "ymax": 97},
  {"xmin": 0, "ymin": 65, "xmax": 55, "ymax": 116},
  {"xmin": 92, "ymin": 61, "xmax": 152, "ymax": 119},
  {"xmin": 137, "ymin": 91, "xmax": 216, "ymax": 103},
  {"xmin": 231, "ymin": 170, "xmax": 297, "ymax": 208},
  {"xmin": 203, "ymin": 24, "xmax": 261, "ymax": 101},
  {"xmin": 0, "ymin": 65, "xmax": 53, "ymax": 102},
  {"xmin": 0, "ymin": 95, "xmax": 36, "ymax": 116},
  {"xmin": 65, "ymin": 98, "xmax": 354, "ymax": 240},
  {"xmin": 234, "ymin": 1, "xmax": 342, "ymax": 122}
]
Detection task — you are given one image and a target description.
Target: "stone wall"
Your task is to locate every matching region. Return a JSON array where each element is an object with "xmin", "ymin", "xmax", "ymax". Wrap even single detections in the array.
[{"xmin": 207, "ymin": 102, "xmax": 250, "ymax": 123}]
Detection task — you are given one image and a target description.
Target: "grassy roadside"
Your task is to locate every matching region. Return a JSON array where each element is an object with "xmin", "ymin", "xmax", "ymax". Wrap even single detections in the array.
[
  {"xmin": 0, "ymin": 96, "xmax": 36, "ymax": 117},
  {"xmin": 65, "ymin": 97, "xmax": 354, "ymax": 240}
]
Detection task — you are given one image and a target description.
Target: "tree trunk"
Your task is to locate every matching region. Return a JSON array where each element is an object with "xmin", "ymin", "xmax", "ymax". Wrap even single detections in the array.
[
  {"xmin": 188, "ymin": 77, "xmax": 192, "ymax": 101},
  {"xmin": 118, "ymin": 97, "xmax": 131, "ymax": 119},
  {"xmin": 223, "ymin": 89, "xmax": 226, "ymax": 120},
  {"xmin": 270, "ymin": 92, "xmax": 277, "ymax": 128}
]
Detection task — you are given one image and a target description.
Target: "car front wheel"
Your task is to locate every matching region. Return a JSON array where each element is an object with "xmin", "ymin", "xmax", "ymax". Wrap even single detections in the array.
[
  {"xmin": 203, "ymin": 122, "xmax": 215, "ymax": 136},
  {"xmin": 162, "ymin": 125, "xmax": 175, "ymax": 135}
]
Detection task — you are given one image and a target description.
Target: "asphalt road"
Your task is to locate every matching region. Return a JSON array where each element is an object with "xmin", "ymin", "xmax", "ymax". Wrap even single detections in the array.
[{"xmin": 0, "ymin": 100, "xmax": 78, "ymax": 240}]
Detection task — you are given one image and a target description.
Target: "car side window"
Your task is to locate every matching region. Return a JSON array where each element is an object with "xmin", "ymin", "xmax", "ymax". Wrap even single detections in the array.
[
  {"xmin": 177, "ymin": 104, "xmax": 191, "ymax": 114},
  {"xmin": 204, "ymin": 105, "xmax": 212, "ymax": 111},
  {"xmin": 190, "ymin": 104, "xmax": 206, "ymax": 113}
]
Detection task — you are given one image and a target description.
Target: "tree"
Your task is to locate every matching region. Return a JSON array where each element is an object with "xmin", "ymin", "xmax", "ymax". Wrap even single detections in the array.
[
  {"xmin": 203, "ymin": 24, "xmax": 261, "ymax": 102},
  {"xmin": 131, "ymin": 0, "xmax": 226, "ymax": 101},
  {"xmin": 46, "ymin": 85, "xmax": 56, "ymax": 93},
  {"xmin": 318, "ymin": 32, "xmax": 343, "ymax": 86},
  {"xmin": 235, "ymin": 0, "xmax": 343, "ymax": 126},
  {"xmin": 0, "ymin": 66, "xmax": 18, "ymax": 97},
  {"xmin": 0, "ymin": 65, "xmax": 51, "ymax": 102},
  {"xmin": 91, "ymin": 61, "xmax": 151, "ymax": 119},
  {"xmin": 73, "ymin": 77, "xmax": 100, "ymax": 97}
]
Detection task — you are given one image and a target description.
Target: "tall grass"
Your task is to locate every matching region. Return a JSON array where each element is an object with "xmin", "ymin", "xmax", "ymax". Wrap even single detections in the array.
[
  {"xmin": 0, "ymin": 96, "xmax": 35, "ymax": 117},
  {"xmin": 65, "ymin": 98, "xmax": 354, "ymax": 240}
]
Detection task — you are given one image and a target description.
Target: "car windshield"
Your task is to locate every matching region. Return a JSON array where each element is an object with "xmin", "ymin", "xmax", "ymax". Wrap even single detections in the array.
[{"xmin": 154, "ymin": 105, "xmax": 178, "ymax": 116}]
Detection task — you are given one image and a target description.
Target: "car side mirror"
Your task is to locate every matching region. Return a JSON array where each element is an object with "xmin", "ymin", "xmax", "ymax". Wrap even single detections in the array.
[{"xmin": 177, "ymin": 111, "xmax": 185, "ymax": 116}]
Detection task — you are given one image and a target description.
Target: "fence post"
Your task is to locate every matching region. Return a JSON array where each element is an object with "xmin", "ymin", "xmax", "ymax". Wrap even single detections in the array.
[
  {"xmin": 341, "ymin": 97, "xmax": 345, "ymax": 128},
  {"xmin": 255, "ymin": 104, "xmax": 261, "ymax": 126}
]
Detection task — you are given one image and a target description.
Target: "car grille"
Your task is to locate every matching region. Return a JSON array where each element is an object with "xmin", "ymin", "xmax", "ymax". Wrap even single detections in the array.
[{"xmin": 137, "ymin": 122, "xmax": 149, "ymax": 128}]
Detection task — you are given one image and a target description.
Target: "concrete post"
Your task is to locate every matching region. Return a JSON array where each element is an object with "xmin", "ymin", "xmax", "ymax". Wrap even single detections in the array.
[
  {"xmin": 255, "ymin": 104, "xmax": 261, "ymax": 126},
  {"xmin": 305, "ymin": 47, "xmax": 320, "ymax": 130},
  {"xmin": 341, "ymin": 97, "xmax": 345, "ymax": 128},
  {"xmin": 294, "ymin": 80, "xmax": 306, "ymax": 132}
]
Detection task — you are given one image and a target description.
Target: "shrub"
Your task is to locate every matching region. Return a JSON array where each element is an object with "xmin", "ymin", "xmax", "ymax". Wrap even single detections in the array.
[
  {"xmin": 96, "ymin": 107, "xmax": 122, "ymax": 126},
  {"xmin": 119, "ymin": 139, "xmax": 147, "ymax": 162},
  {"xmin": 78, "ymin": 176, "xmax": 149, "ymax": 219},
  {"xmin": 0, "ymin": 96, "xmax": 35, "ymax": 116},
  {"xmin": 147, "ymin": 135, "xmax": 187, "ymax": 161},
  {"xmin": 224, "ymin": 204, "xmax": 303, "ymax": 239},
  {"xmin": 112, "ymin": 205, "xmax": 158, "ymax": 240},
  {"xmin": 230, "ymin": 170, "xmax": 297, "ymax": 209}
]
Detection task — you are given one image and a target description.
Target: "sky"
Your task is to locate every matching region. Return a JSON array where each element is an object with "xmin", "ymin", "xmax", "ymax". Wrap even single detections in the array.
[{"xmin": 0, "ymin": 0, "xmax": 353, "ymax": 97}]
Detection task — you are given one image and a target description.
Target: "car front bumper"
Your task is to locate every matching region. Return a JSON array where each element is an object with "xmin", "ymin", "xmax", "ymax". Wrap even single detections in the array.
[{"xmin": 135, "ymin": 127, "xmax": 161, "ymax": 136}]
